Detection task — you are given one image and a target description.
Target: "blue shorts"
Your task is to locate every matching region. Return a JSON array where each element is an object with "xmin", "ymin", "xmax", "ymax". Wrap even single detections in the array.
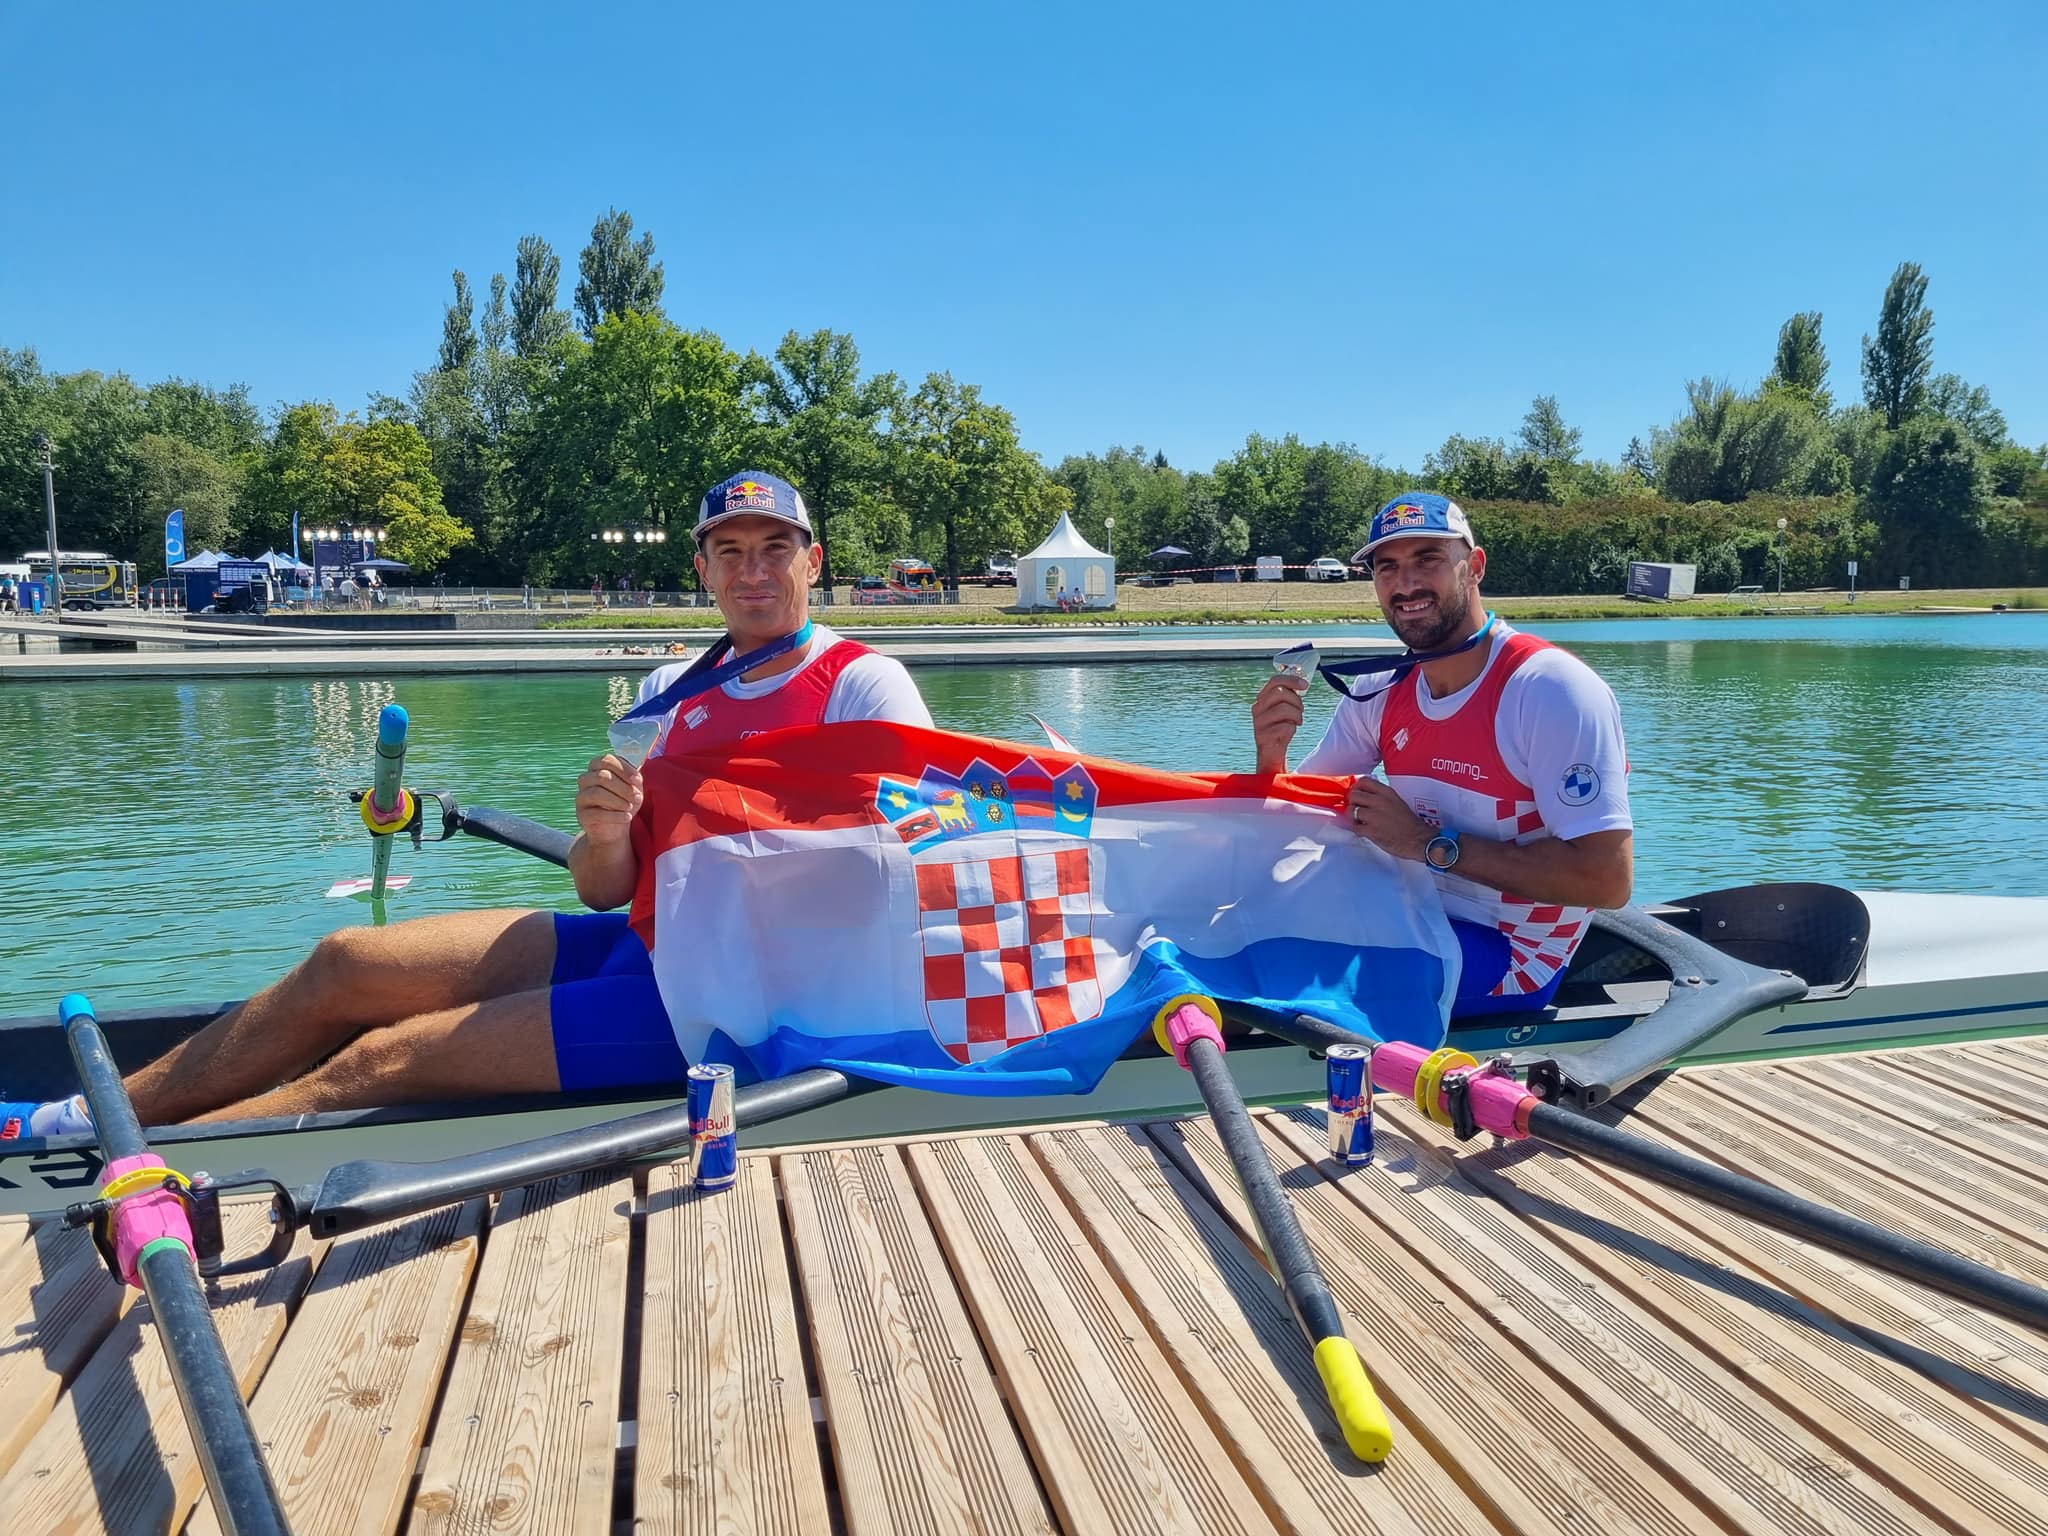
[
  {"xmin": 1451, "ymin": 919, "xmax": 1567, "ymax": 1017},
  {"xmin": 548, "ymin": 912, "xmax": 688, "ymax": 1092}
]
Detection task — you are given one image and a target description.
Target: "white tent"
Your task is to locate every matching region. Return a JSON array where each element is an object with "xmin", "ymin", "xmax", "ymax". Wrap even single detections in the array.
[{"xmin": 1015, "ymin": 513, "xmax": 1116, "ymax": 610}]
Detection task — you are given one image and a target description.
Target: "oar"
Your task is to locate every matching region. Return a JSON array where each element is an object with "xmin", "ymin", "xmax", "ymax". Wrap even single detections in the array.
[
  {"xmin": 56, "ymin": 995, "xmax": 291, "ymax": 1536},
  {"xmin": 1260, "ymin": 1015, "xmax": 2048, "ymax": 1336},
  {"xmin": 198, "ymin": 1066, "xmax": 882, "ymax": 1265},
  {"xmin": 1155, "ymin": 993, "xmax": 1395, "ymax": 1463}
]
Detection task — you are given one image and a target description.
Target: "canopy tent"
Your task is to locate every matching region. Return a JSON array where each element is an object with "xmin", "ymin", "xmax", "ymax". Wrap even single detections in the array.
[
  {"xmin": 254, "ymin": 549, "xmax": 314, "ymax": 574},
  {"xmin": 1152, "ymin": 544, "xmax": 1193, "ymax": 559},
  {"xmin": 354, "ymin": 557, "xmax": 413, "ymax": 572},
  {"xmin": 168, "ymin": 549, "xmax": 231, "ymax": 571},
  {"xmin": 1015, "ymin": 513, "xmax": 1116, "ymax": 611}
]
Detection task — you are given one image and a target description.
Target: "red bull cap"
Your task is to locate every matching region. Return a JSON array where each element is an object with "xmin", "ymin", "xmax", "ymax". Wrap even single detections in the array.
[
  {"xmin": 694, "ymin": 471, "xmax": 814, "ymax": 543},
  {"xmin": 1355, "ymin": 492, "xmax": 1474, "ymax": 562}
]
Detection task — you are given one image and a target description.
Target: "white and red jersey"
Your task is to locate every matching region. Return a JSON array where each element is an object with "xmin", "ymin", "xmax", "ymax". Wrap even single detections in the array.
[
  {"xmin": 1300, "ymin": 623, "xmax": 1631, "ymax": 998},
  {"xmin": 636, "ymin": 624, "xmax": 932, "ymax": 756}
]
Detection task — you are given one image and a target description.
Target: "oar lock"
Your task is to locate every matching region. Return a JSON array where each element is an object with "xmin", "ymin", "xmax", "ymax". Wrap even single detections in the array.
[
  {"xmin": 65, "ymin": 1166, "xmax": 304, "ymax": 1286},
  {"xmin": 349, "ymin": 785, "xmax": 464, "ymax": 847}
]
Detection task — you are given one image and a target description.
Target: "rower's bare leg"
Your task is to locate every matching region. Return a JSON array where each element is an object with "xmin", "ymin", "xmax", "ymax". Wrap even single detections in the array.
[
  {"xmin": 188, "ymin": 989, "xmax": 562, "ymax": 1123},
  {"xmin": 128, "ymin": 908, "xmax": 558, "ymax": 1125}
]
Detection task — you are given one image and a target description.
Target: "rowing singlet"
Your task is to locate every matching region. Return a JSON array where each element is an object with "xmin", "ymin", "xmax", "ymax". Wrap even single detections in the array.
[
  {"xmin": 1361, "ymin": 628, "xmax": 1630, "ymax": 999},
  {"xmin": 651, "ymin": 637, "xmax": 877, "ymax": 757}
]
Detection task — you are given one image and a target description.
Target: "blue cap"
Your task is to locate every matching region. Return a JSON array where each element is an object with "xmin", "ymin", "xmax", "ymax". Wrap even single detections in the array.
[
  {"xmin": 694, "ymin": 472, "xmax": 813, "ymax": 544},
  {"xmin": 1355, "ymin": 492, "xmax": 1475, "ymax": 562}
]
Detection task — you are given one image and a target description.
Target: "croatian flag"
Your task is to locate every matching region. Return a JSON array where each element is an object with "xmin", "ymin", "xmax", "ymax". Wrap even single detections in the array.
[{"xmin": 629, "ymin": 722, "xmax": 1459, "ymax": 1095}]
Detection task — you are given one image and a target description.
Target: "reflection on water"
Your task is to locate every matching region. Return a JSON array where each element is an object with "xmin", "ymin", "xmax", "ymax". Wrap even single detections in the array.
[{"xmin": 3, "ymin": 615, "xmax": 2044, "ymax": 1009}]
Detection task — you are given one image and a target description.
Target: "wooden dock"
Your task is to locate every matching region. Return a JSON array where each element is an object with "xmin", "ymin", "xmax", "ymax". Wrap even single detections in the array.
[{"xmin": 4, "ymin": 1036, "xmax": 2046, "ymax": 1535}]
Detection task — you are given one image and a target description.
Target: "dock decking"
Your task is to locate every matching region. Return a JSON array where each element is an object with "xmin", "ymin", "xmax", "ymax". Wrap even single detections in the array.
[{"xmin": 3, "ymin": 1036, "xmax": 2046, "ymax": 1534}]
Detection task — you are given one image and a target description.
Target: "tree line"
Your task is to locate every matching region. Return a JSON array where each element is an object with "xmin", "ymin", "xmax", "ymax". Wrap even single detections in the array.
[{"xmin": 4, "ymin": 220, "xmax": 2044, "ymax": 595}]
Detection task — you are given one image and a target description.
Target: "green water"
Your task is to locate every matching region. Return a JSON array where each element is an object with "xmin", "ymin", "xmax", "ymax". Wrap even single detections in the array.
[{"xmin": 3, "ymin": 614, "xmax": 2044, "ymax": 1012}]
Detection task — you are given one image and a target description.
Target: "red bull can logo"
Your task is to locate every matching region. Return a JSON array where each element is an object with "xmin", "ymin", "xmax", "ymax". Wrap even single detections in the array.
[
  {"xmin": 1326, "ymin": 1044, "xmax": 1374, "ymax": 1167},
  {"xmin": 688, "ymin": 1063, "xmax": 738, "ymax": 1191}
]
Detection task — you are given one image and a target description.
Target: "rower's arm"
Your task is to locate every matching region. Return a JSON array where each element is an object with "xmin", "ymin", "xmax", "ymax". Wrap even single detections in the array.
[
  {"xmin": 569, "ymin": 834, "xmax": 639, "ymax": 912},
  {"xmin": 1453, "ymin": 828, "xmax": 1634, "ymax": 912}
]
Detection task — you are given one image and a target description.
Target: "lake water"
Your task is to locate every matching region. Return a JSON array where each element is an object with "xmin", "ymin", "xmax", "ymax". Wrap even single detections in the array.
[{"xmin": 3, "ymin": 614, "xmax": 2044, "ymax": 1011}]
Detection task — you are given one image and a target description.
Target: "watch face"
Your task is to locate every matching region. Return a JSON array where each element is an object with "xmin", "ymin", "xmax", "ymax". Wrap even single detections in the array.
[{"xmin": 1426, "ymin": 835, "xmax": 1458, "ymax": 870}]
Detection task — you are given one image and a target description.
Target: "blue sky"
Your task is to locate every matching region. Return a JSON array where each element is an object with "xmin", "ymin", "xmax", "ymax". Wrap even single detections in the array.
[{"xmin": 4, "ymin": 0, "xmax": 2042, "ymax": 471}]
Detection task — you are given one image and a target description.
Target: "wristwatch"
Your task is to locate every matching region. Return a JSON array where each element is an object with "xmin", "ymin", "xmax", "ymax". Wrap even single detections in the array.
[{"xmin": 1423, "ymin": 827, "xmax": 1462, "ymax": 871}]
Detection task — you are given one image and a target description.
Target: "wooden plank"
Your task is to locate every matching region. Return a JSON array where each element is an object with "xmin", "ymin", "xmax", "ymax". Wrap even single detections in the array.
[
  {"xmin": 636, "ymin": 1157, "xmax": 831, "ymax": 1536},
  {"xmin": 183, "ymin": 1199, "xmax": 486, "ymax": 1536},
  {"xmin": 409, "ymin": 1172, "xmax": 633, "ymax": 1536},
  {"xmin": 1635, "ymin": 1071, "xmax": 2048, "ymax": 1280},
  {"xmin": 0, "ymin": 1216, "xmax": 134, "ymax": 1479},
  {"xmin": 1029, "ymin": 1124, "xmax": 1506, "ymax": 1536},
  {"xmin": 1283, "ymin": 1106, "xmax": 2048, "ymax": 1536},
  {"xmin": 1147, "ymin": 1113, "xmax": 1708, "ymax": 1536},
  {"xmin": 1180, "ymin": 1104, "xmax": 1951, "ymax": 1536},
  {"xmin": 1769, "ymin": 1053, "xmax": 2048, "ymax": 1182},
  {"xmin": 907, "ymin": 1133, "xmax": 1279, "ymax": 1536},
  {"xmin": 782, "ymin": 1142, "xmax": 1054, "ymax": 1536},
  {"xmin": 0, "ymin": 1204, "xmax": 320, "ymax": 1535},
  {"xmin": 1597, "ymin": 1069, "xmax": 2048, "ymax": 1458},
  {"xmin": 1872, "ymin": 1042, "xmax": 2048, "ymax": 1130}
]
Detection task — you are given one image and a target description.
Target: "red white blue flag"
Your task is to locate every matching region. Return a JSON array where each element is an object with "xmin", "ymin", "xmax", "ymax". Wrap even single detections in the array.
[{"xmin": 629, "ymin": 722, "xmax": 1458, "ymax": 1094}]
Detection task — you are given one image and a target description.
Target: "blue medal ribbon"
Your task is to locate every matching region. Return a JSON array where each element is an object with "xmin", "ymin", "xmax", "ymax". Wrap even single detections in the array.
[
  {"xmin": 617, "ymin": 621, "xmax": 815, "ymax": 723},
  {"xmin": 1317, "ymin": 612, "xmax": 1499, "ymax": 701}
]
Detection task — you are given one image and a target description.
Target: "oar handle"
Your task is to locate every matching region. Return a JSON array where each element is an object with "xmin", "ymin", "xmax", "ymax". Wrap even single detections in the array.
[{"xmin": 1160, "ymin": 997, "xmax": 1395, "ymax": 1463}]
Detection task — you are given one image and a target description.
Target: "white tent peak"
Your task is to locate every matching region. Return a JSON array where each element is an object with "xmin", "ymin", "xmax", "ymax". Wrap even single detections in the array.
[{"xmin": 1023, "ymin": 513, "xmax": 1108, "ymax": 561}]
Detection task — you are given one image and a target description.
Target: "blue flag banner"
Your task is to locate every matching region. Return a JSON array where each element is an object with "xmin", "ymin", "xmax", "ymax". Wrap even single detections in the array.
[
  {"xmin": 165, "ymin": 508, "xmax": 186, "ymax": 567},
  {"xmin": 291, "ymin": 508, "xmax": 301, "ymax": 564}
]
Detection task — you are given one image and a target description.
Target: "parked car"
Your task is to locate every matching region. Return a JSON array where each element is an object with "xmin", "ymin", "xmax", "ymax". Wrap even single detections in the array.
[
  {"xmin": 1306, "ymin": 557, "xmax": 1351, "ymax": 583},
  {"xmin": 980, "ymin": 552, "xmax": 1017, "ymax": 586},
  {"xmin": 850, "ymin": 575, "xmax": 895, "ymax": 605}
]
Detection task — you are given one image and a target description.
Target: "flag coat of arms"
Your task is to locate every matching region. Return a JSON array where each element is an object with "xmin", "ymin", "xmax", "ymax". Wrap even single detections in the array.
[{"xmin": 629, "ymin": 722, "xmax": 1460, "ymax": 1095}]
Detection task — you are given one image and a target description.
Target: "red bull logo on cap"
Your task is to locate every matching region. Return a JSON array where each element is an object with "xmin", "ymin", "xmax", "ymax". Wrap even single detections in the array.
[
  {"xmin": 726, "ymin": 479, "xmax": 777, "ymax": 513},
  {"xmin": 1383, "ymin": 502, "xmax": 1430, "ymax": 529}
]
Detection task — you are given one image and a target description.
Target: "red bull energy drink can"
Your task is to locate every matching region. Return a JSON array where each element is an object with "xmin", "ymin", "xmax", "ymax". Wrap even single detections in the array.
[
  {"xmin": 688, "ymin": 1063, "xmax": 738, "ymax": 1191},
  {"xmin": 1326, "ymin": 1045, "xmax": 1374, "ymax": 1167}
]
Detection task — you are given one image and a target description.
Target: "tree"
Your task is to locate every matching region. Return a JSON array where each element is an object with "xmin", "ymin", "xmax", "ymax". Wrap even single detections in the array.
[
  {"xmin": 1423, "ymin": 434, "xmax": 1513, "ymax": 501},
  {"xmin": 1865, "ymin": 415, "xmax": 1987, "ymax": 585},
  {"xmin": 329, "ymin": 417, "xmax": 470, "ymax": 571},
  {"xmin": 575, "ymin": 208, "xmax": 665, "ymax": 337},
  {"xmin": 509, "ymin": 313, "xmax": 750, "ymax": 582},
  {"xmin": 511, "ymin": 235, "xmax": 572, "ymax": 358},
  {"xmin": 123, "ymin": 433, "xmax": 243, "ymax": 568},
  {"xmin": 890, "ymin": 372, "xmax": 1063, "ymax": 586},
  {"xmin": 751, "ymin": 330, "xmax": 899, "ymax": 595},
  {"xmin": 438, "ymin": 271, "xmax": 478, "ymax": 377},
  {"xmin": 1518, "ymin": 395, "xmax": 1582, "ymax": 464},
  {"xmin": 1862, "ymin": 261, "xmax": 1934, "ymax": 430},
  {"xmin": 1654, "ymin": 378, "xmax": 1825, "ymax": 504},
  {"xmin": 1768, "ymin": 311, "xmax": 1831, "ymax": 412},
  {"xmin": 1923, "ymin": 373, "xmax": 2007, "ymax": 451},
  {"xmin": 238, "ymin": 402, "xmax": 341, "ymax": 552},
  {"xmin": 1621, "ymin": 436, "xmax": 1657, "ymax": 486}
]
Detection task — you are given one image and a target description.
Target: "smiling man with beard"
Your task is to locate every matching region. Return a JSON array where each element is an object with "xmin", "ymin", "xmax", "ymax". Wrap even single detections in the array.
[{"xmin": 1250, "ymin": 492, "xmax": 1634, "ymax": 1015}]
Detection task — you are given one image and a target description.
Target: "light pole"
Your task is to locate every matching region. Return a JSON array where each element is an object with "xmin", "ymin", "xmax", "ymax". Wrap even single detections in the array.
[
  {"xmin": 1103, "ymin": 515, "xmax": 1115, "ymax": 608},
  {"xmin": 32, "ymin": 431, "xmax": 60, "ymax": 619},
  {"xmin": 1775, "ymin": 516, "xmax": 1788, "ymax": 598}
]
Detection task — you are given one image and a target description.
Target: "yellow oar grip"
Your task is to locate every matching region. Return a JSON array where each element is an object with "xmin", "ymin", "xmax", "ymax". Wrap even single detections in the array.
[{"xmin": 1314, "ymin": 1335, "xmax": 1394, "ymax": 1463}]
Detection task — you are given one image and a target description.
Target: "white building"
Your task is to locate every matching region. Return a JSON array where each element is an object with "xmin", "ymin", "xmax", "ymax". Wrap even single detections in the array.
[{"xmin": 1015, "ymin": 513, "xmax": 1116, "ymax": 610}]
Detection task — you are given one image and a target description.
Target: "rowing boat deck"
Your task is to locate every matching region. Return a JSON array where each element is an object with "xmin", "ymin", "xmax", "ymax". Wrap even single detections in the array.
[{"xmin": 4, "ymin": 1036, "xmax": 2046, "ymax": 1535}]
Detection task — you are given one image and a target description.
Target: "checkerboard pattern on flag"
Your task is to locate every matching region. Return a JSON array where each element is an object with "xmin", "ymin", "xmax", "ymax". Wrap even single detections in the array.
[
  {"xmin": 916, "ymin": 847, "xmax": 1101, "ymax": 1063},
  {"xmin": 629, "ymin": 721, "xmax": 1459, "ymax": 1096}
]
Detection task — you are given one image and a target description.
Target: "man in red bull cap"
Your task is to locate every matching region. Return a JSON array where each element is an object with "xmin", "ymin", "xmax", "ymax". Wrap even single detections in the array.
[
  {"xmin": 1249, "ymin": 491, "xmax": 1635, "ymax": 1014},
  {"xmin": 5, "ymin": 471, "xmax": 934, "ymax": 1138}
]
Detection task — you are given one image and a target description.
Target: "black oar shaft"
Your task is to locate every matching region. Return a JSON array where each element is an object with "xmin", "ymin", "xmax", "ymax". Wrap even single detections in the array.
[
  {"xmin": 1185, "ymin": 1037, "xmax": 1343, "ymax": 1340},
  {"xmin": 1524, "ymin": 1101, "xmax": 2048, "ymax": 1335},
  {"xmin": 62, "ymin": 996, "xmax": 290, "ymax": 1536},
  {"xmin": 303, "ymin": 1067, "xmax": 863, "ymax": 1239}
]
